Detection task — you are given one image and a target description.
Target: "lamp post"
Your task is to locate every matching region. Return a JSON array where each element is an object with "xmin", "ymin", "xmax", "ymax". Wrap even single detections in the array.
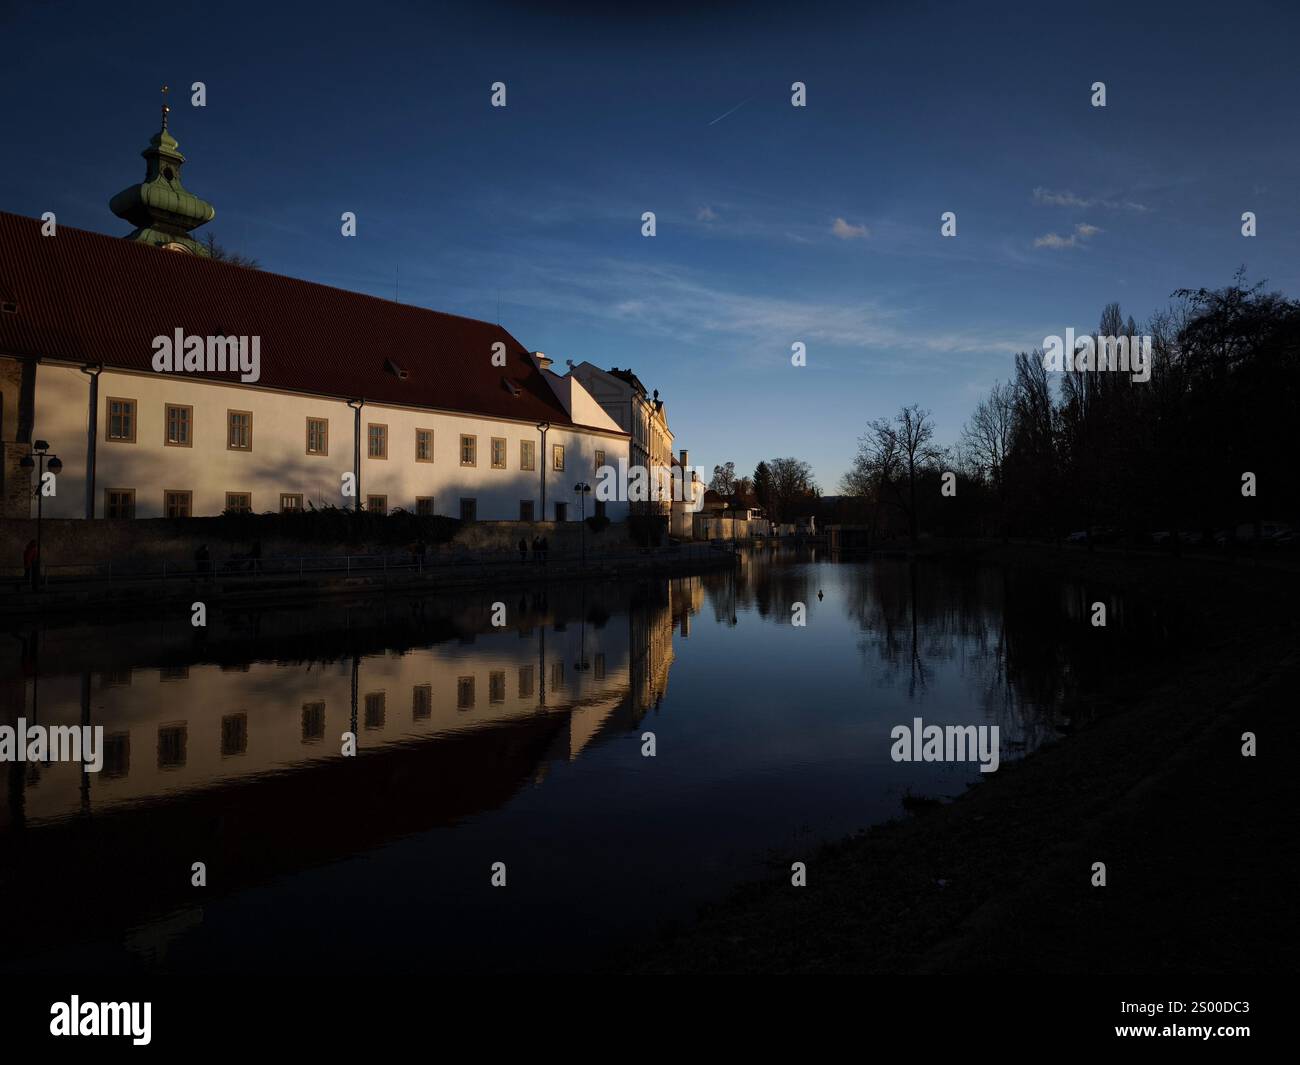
[
  {"xmin": 19, "ymin": 440, "xmax": 63, "ymax": 592},
  {"xmin": 536, "ymin": 422, "xmax": 550, "ymax": 520},
  {"xmin": 574, "ymin": 481, "xmax": 591, "ymax": 567}
]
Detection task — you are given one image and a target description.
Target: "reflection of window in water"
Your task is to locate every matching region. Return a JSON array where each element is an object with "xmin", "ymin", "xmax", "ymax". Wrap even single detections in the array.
[
  {"xmin": 551, "ymin": 661, "xmax": 564, "ymax": 690},
  {"xmin": 595, "ymin": 654, "xmax": 606, "ymax": 680},
  {"xmin": 553, "ymin": 622, "xmax": 567, "ymax": 633},
  {"xmin": 364, "ymin": 692, "xmax": 386, "ymax": 730},
  {"xmin": 412, "ymin": 685, "xmax": 432, "ymax": 720},
  {"xmin": 220, "ymin": 663, "xmax": 250, "ymax": 673},
  {"xmin": 221, "ymin": 713, "xmax": 248, "ymax": 757},
  {"xmin": 301, "ymin": 702, "xmax": 325, "ymax": 743},
  {"xmin": 518, "ymin": 666, "xmax": 534, "ymax": 699},
  {"xmin": 489, "ymin": 671, "xmax": 505, "ymax": 704},
  {"xmin": 103, "ymin": 732, "xmax": 130, "ymax": 778},
  {"xmin": 157, "ymin": 724, "xmax": 187, "ymax": 769},
  {"xmin": 457, "ymin": 676, "xmax": 475, "ymax": 710},
  {"xmin": 100, "ymin": 669, "xmax": 132, "ymax": 688},
  {"xmin": 159, "ymin": 666, "xmax": 189, "ymax": 682}
]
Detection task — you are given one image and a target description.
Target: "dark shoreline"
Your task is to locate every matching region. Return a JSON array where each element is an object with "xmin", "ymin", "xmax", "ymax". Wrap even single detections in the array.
[{"xmin": 620, "ymin": 543, "xmax": 1300, "ymax": 974}]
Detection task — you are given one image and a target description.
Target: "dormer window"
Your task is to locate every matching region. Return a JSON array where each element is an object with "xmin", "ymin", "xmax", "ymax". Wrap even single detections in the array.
[{"xmin": 384, "ymin": 358, "xmax": 409, "ymax": 380}]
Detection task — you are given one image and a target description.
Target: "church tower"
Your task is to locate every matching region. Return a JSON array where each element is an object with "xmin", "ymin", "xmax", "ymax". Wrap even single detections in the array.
[{"xmin": 109, "ymin": 86, "xmax": 215, "ymax": 255}]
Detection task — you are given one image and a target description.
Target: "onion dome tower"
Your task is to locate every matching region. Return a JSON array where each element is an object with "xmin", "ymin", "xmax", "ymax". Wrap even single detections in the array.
[{"xmin": 109, "ymin": 85, "xmax": 215, "ymax": 256}]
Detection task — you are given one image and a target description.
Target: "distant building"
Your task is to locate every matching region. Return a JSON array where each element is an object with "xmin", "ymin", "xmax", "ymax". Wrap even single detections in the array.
[{"xmin": 567, "ymin": 362, "xmax": 673, "ymax": 516}]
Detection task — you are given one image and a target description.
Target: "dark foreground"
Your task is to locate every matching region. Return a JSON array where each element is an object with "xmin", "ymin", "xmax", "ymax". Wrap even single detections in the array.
[{"xmin": 626, "ymin": 545, "xmax": 1299, "ymax": 974}]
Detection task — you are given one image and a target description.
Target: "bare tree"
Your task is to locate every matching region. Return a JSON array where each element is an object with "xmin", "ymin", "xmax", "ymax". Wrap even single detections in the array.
[
  {"xmin": 201, "ymin": 231, "xmax": 261, "ymax": 269},
  {"xmin": 767, "ymin": 457, "xmax": 817, "ymax": 522},
  {"xmin": 845, "ymin": 404, "xmax": 937, "ymax": 544},
  {"xmin": 709, "ymin": 461, "xmax": 737, "ymax": 497}
]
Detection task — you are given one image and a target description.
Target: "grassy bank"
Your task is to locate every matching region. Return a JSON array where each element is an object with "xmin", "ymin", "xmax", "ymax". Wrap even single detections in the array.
[{"xmin": 624, "ymin": 544, "xmax": 1299, "ymax": 974}]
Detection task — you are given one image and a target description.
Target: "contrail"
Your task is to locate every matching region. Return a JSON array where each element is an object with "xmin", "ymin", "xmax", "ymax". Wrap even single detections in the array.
[{"xmin": 708, "ymin": 98, "xmax": 751, "ymax": 126}]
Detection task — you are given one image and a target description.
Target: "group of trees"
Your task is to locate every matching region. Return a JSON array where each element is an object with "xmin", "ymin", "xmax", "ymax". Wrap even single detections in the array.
[
  {"xmin": 841, "ymin": 274, "xmax": 1300, "ymax": 543},
  {"xmin": 709, "ymin": 457, "xmax": 819, "ymax": 522}
]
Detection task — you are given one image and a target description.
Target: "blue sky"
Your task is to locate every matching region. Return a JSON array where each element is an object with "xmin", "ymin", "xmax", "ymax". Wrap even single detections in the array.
[{"xmin": 3, "ymin": 0, "xmax": 1298, "ymax": 489}]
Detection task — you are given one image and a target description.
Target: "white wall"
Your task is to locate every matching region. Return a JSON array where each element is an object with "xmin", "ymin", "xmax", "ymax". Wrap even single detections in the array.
[{"xmin": 30, "ymin": 362, "xmax": 630, "ymax": 521}]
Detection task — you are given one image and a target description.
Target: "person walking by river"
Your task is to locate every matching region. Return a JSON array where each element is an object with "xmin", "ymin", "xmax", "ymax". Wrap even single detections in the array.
[{"xmin": 519, "ymin": 536, "xmax": 528, "ymax": 563}]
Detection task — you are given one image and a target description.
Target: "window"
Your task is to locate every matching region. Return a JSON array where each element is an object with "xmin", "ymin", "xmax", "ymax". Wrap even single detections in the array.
[
  {"xmin": 489, "ymin": 671, "xmax": 506, "ymax": 704},
  {"xmin": 301, "ymin": 702, "xmax": 326, "ymax": 743},
  {"xmin": 221, "ymin": 713, "xmax": 248, "ymax": 757},
  {"xmin": 460, "ymin": 434, "xmax": 477, "ymax": 467},
  {"xmin": 519, "ymin": 500, "xmax": 534, "ymax": 521},
  {"xmin": 364, "ymin": 691, "xmax": 386, "ymax": 730},
  {"xmin": 554, "ymin": 502, "xmax": 568, "ymax": 522},
  {"xmin": 102, "ymin": 733, "xmax": 130, "ymax": 778},
  {"xmin": 227, "ymin": 410, "xmax": 252, "ymax": 451},
  {"xmin": 518, "ymin": 666, "xmax": 534, "ymax": 699},
  {"xmin": 157, "ymin": 724, "xmax": 187, "ymax": 769},
  {"xmin": 491, "ymin": 437, "xmax": 507, "ymax": 469},
  {"xmin": 368, "ymin": 423, "xmax": 388, "ymax": 459},
  {"xmin": 366, "ymin": 495, "xmax": 388, "ymax": 514},
  {"xmin": 551, "ymin": 660, "xmax": 565, "ymax": 690},
  {"xmin": 416, "ymin": 497, "xmax": 435, "ymax": 516},
  {"xmin": 520, "ymin": 440, "xmax": 535, "ymax": 471},
  {"xmin": 280, "ymin": 493, "xmax": 304, "ymax": 512},
  {"xmin": 594, "ymin": 448, "xmax": 605, "ymax": 473},
  {"xmin": 165, "ymin": 404, "xmax": 193, "ymax": 447},
  {"xmin": 306, "ymin": 417, "xmax": 329, "ymax": 456},
  {"xmin": 412, "ymin": 685, "xmax": 432, "ymax": 721},
  {"xmin": 105, "ymin": 489, "xmax": 135, "ymax": 519},
  {"xmin": 164, "ymin": 490, "xmax": 192, "ymax": 518},
  {"xmin": 415, "ymin": 428, "xmax": 434, "ymax": 462},
  {"xmin": 460, "ymin": 498, "xmax": 477, "ymax": 522},
  {"xmin": 456, "ymin": 676, "xmax": 475, "ymax": 710},
  {"xmin": 106, "ymin": 397, "xmax": 136, "ymax": 442},
  {"xmin": 225, "ymin": 492, "xmax": 252, "ymax": 513},
  {"xmin": 552, "ymin": 444, "xmax": 565, "ymax": 471}
]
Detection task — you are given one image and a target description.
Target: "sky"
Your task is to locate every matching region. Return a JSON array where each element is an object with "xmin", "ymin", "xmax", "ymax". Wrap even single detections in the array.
[{"xmin": 2, "ymin": 0, "xmax": 1298, "ymax": 490}]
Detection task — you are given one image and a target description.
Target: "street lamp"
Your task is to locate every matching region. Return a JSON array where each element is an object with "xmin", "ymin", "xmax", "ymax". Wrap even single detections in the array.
[
  {"xmin": 574, "ymin": 481, "xmax": 592, "ymax": 566},
  {"xmin": 536, "ymin": 422, "xmax": 550, "ymax": 519},
  {"xmin": 19, "ymin": 440, "xmax": 62, "ymax": 592}
]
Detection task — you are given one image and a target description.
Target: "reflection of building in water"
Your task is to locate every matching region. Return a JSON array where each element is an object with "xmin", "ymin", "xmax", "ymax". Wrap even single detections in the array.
[{"xmin": 2, "ymin": 587, "xmax": 679, "ymax": 827}]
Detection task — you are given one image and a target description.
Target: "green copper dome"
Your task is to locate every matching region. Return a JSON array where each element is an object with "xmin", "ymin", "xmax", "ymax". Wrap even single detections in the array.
[{"xmin": 110, "ymin": 96, "xmax": 215, "ymax": 256}]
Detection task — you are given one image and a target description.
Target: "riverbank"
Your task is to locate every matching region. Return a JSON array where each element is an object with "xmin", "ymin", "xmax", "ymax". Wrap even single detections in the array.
[
  {"xmin": 0, "ymin": 544, "xmax": 736, "ymax": 620},
  {"xmin": 624, "ymin": 543, "xmax": 1299, "ymax": 973}
]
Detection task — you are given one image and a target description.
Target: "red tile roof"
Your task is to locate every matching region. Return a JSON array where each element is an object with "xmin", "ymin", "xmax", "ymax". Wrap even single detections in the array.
[{"xmin": 0, "ymin": 210, "xmax": 612, "ymax": 431}]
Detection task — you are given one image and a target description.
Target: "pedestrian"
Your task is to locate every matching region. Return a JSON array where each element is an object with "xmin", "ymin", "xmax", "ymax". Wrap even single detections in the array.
[
  {"xmin": 518, "ymin": 536, "xmax": 528, "ymax": 563},
  {"xmin": 415, "ymin": 537, "xmax": 427, "ymax": 571},
  {"xmin": 194, "ymin": 543, "xmax": 211, "ymax": 580},
  {"xmin": 22, "ymin": 539, "xmax": 38, "ymax": 591},
  {"xmin": 532, "ymin": 535, "xmax": 541, "ymax": 563},
  {"xmin": 541, "ymin": 535, "xmax": 549, "ymax": 564}
]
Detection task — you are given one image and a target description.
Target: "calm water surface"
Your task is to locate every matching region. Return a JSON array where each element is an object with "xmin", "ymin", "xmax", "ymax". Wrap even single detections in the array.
[{"xmin": 0, "ymin": 550, "xmax": 1176, "ymax": 973}]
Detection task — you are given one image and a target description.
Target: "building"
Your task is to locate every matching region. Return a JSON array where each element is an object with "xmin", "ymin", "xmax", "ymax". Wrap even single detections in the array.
[
  {"xmin": 567, "ymin": 361, "xmax": 673, "ymax": 515},
  {"xmin": 0, "ymin": 111, "xmax": 628, "ymax": 522}
]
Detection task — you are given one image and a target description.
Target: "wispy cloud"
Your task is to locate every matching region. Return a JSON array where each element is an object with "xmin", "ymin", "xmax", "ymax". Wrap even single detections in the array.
[
  {"xmin": 1034, "ymin": 222, "xmax": 1103, "ymax": 249},
  {"xmin": 831, "ymin": 217, "xmax": 869, "ymax": 240},
  {"xmin": 696, "ymin": 205, "xmax": 718, "ymax": 222},
  {"xmin": 499, "ymin": 257, "xmax": 1029, "ymax": 370},
  {"xmin": 1033, "ymin": 187, "xmax": 1149, "ymax": 212}
]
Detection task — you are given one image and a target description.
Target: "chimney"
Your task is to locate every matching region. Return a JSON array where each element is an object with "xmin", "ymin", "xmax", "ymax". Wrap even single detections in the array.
[
  {"xmin": 532, "ymin": 351, "xmax": 552, "ymax": 370},
  {"xmin": 679, "ymin": 448, "xmax": 689, "ymax": 468}
]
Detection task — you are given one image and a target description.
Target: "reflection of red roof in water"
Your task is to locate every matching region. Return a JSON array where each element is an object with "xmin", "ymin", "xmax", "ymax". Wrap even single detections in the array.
[
  {"xmin": 0, "ymin": 210, "xmax": 599, "ymax": 428},
  {"xmin": 0, "ymin": 714, "xmax": 567, "ymax": 960}
]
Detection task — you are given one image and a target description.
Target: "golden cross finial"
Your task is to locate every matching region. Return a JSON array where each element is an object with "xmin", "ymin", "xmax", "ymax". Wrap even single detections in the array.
[{"xmin": 160, "ymin": 84, "xmax": 170, "ymax": 130}]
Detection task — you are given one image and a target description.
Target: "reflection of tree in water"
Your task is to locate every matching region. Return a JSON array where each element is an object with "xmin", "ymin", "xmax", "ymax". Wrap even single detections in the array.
[
  {"xmin": 699, "ymin": 549, "xmax": 818, "ymax": 625},
  {"xmin": 846, "ymin": 560, "xmax": 1180, "ymax": 752}
]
